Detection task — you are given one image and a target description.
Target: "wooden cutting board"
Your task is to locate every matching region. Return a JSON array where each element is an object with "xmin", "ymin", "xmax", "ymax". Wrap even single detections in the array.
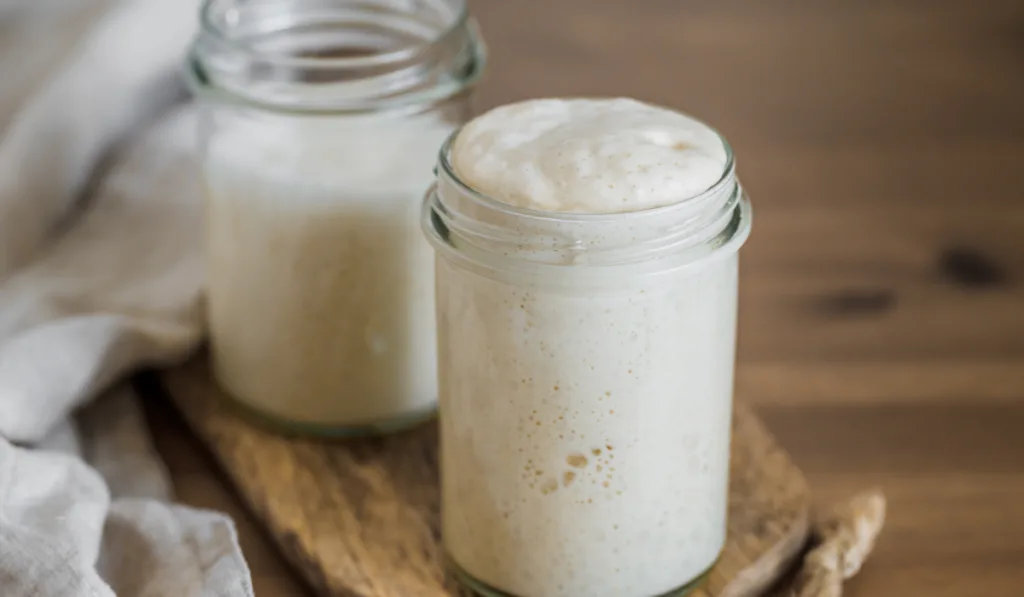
[{"xmin": 160, "ymin": 356, "xmax": 810, "ymax": 597}]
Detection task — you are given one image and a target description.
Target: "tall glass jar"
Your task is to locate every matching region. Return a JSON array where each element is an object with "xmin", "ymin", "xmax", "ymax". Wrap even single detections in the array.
[
  {"xmin": 188, "ymin": 0, "xmax": 484, "ymax": 435},
  {"xmin": 423, "ymin": 120, "xmax": 751, "ymax": 597}
]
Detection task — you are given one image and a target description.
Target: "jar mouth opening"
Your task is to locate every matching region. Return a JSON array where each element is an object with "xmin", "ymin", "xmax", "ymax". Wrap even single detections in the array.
[
  {"xmin": 436, "ymin": 116, "xmax": 737, "ymax": 223},
  {"xmin": 199, "ymin": 0, "xmax": 470, "ymax": 68},
  {"xmin": 426, "ymin": 117, "xmax": 750, "ymax": 274},
  {"xmin": 190, "ymin": 0, "xmax": 485, "ymax": 114}
]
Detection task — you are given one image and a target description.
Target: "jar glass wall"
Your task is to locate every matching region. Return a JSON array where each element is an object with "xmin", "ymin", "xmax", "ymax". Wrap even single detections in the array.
[
  {"xmin": 189, "ymin": 0, "xmax": 485, "ymax": 435},
  {"xmin": 424, "ymin": 129, "xmax": 751, "ymax": 597}
]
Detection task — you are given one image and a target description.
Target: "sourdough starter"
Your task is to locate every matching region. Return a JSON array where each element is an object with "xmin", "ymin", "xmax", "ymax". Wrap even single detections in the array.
[
  {"xmin": 204, "ymin": 114, "xmax": 452, "ymax": 428},
  {"xmin": 437, "ymin": 99, "xmax": 740, "ymax": 596}
]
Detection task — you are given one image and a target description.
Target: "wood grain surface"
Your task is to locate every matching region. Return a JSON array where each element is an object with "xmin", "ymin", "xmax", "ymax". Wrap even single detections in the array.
[
  {"xmin": 156, "ymin": 358, "xmax": 809, "ymax": 597},
  {"xmin": 143, "ymin": 0, "xmax": 1024, "ymax": 596}
]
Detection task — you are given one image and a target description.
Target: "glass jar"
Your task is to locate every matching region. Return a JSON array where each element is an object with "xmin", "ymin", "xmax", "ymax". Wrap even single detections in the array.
[
  {"xmin": 423, "ymin": 126, "xmax": 751, "ymax": 597},
  {"xmin": 188, "ymin": 0, "xmax": 485, "ymax": 435}
]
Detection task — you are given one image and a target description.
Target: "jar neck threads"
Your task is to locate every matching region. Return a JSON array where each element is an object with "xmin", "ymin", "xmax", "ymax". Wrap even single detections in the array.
[
  {"xmin": 188, "ymin": 0, "xmax": 485, "ymax": 114},
  {"xmin": 424, "ymin": 131, "xmax": 751, "ymax": 277}
]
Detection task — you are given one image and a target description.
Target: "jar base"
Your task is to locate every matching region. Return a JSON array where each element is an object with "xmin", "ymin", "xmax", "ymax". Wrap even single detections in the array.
[
  {"xmin": 446, "ymin": 553, "xmax": 717, "ymax": 597},
  {"xmin": 214, "ymin": 384, "xmax": 437, "ymax": 439}
]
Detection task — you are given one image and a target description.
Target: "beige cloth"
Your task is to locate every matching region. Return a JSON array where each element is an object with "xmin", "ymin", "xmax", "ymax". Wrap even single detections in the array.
[{"xmin": 0, "ymin": 1, "xmax": 253, "ymax": 595}]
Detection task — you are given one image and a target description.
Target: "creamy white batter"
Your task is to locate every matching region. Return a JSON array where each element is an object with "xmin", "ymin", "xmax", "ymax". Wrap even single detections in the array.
[
  {"xmin": 452, "ymin": 98, "xmax": 726, "ymax": 214},
  {"xmin": 204, "ymin": 113, "xmax": 453, "ymax": 428},
  {"xmin": 437, "ymin": 98, "xmax": 742, "ymax": 596}
]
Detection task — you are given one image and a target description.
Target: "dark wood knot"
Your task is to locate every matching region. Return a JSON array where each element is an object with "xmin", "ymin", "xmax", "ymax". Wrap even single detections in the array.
[
  {"xmin": 808, "ymin": 288, "xmax": 896, "ymax": 318},
  {"xmin": 939, "ymin": 246, "xmax": 1007, "ymax": 289}
]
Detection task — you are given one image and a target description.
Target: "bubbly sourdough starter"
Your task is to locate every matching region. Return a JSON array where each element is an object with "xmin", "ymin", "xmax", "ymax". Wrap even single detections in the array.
[
  {"xmin": 439, "ymin": 99, "xmax": 737, "ymax": 597},
  {"xmin": 204, "ymin": 114, "xmax": 452, "ymax": 427}
]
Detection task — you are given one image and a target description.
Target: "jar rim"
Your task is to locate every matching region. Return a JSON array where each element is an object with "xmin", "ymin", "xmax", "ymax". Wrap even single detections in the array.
[
  {"xmin": 188, "ymin": 0, "xmax": 486, "ymax": 115},
  {"xmin": 424, "ymin": 116, "xmax": 751, "ymax": 276}
]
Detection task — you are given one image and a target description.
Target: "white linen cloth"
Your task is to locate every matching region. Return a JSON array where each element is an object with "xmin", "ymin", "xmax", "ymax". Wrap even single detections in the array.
[{"xmin": 0, "ymin": 1, "xmax": 254, "ymax": 595}]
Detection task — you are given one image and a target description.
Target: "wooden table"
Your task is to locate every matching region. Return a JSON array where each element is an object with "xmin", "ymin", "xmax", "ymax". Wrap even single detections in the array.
[{"xmin": 146, "ymin": 1, "xmax": 1024, "ymax": 595}]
